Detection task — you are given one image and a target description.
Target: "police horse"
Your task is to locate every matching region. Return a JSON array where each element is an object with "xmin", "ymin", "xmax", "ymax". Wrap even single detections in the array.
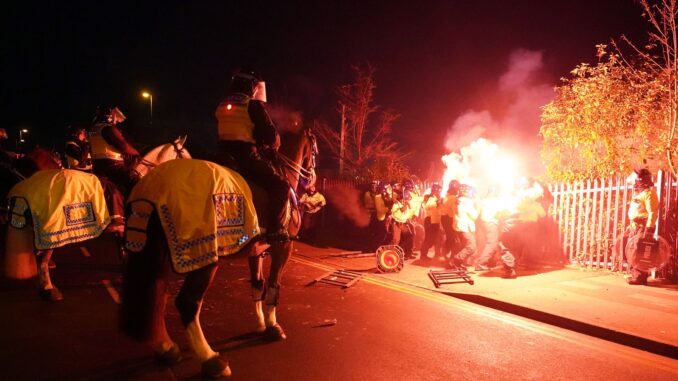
[
  {"xmin": 118, "ymin": 128, "xmax": 317, "ymax": 378},
  {"xmin": 3, "ymin": 138, "xmax": 189, "ymax": 301}
]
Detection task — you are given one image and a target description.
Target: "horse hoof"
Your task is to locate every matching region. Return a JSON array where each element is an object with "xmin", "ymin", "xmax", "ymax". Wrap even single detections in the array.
[
  {"xmin": 39, "ymin": 288, "xmax": 64, "ymax": 302},
  {"xmin": 156, "ymin": 343, "xmax": 182, "ymax": 366},
  {"xmin": 201, "ymin": 356, "xmax": 231, "ymax": 379},
  {"xmin": 264, "ymin": 324, "xmax": 287, "ymax": 341}
]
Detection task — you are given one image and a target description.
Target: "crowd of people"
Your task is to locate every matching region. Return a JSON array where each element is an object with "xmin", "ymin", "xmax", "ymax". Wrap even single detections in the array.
[{"xmin": 359, "ymin": 177, "xmax": 554, "ymax": 279}]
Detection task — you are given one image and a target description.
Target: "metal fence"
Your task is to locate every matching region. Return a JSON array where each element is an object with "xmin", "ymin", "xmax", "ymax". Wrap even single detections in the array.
[{"xmin": 548, "ymin": 171, "xmax": 678, "ymax": 280}]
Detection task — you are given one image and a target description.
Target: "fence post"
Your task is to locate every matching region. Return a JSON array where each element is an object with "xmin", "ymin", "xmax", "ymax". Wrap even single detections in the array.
[{"xmin": 604, "ymin": 177, "xmax": 613, "ymax": 269}]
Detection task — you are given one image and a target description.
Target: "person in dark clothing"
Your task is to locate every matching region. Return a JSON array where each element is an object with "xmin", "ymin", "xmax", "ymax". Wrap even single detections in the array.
[
  {"xmin": 214, "ymin": 68, "xmax": 290, "ymax": 242},
  {"xmin": 64, "ymin": 125, "xmax": 92, "ymax": 171}
]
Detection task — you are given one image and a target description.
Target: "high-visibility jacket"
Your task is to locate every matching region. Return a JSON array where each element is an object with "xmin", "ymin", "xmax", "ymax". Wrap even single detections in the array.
[
  {"xmin": 125, "ymin": 159, "xmax": 260, "ymax": 274},
  {"xmin": 300, "ymin": 191, "xmax": 326, "ymax": 214},
  {"xmin": 423, "ymin": 195, "xmax": 441, "ymax": 224},
  {"xmin": 455, "ymin": 196, "xmax": 479, "ymax": 233},
  {"xmin": 215, "ymin": 94, "xmax": 256, "ymax": 144},
  {"xmin": 8, "ymin": 169, "xmax": 109, "ymax": 249},
  {"xmin": 375, "ymin": 194, "xmax": 390, "ymax": 221},
  {"xmin": 65, "ymin": 140, "xmax": 92, "ymax": 171},
  {"xmin": 89, "ymin": 123, "xmax": 124, "ymax": 161},
  {"xmin": 439, "ymin": 194, "xmax": 457, "ymax": 217},
  {"xmin": 628, "ymin": 187, "xmax": 659, "ymax": 228},
  {"xmin": 391, "ymin": 199, "xmax": 411, "ymax": 224}
]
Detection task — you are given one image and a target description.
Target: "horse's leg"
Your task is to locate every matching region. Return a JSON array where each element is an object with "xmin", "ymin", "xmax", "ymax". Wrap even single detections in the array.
[
  {"xmin": 262, "ymin": 240, "xmax": 292, "ymax": 340},
  {"xmin": 248, "ymin": 254, "xmax": 266, "ymax": 332},
  {"xmin": 175, "ymin": 263, "xmax": 231, "ymax": 378},
  {"xmin": 36, "ymin": 249, "xmax": 63, "ymax": 301},
  {"xmin": 148, "ymin": 276, "xmax": 182, "ymax": 365}
]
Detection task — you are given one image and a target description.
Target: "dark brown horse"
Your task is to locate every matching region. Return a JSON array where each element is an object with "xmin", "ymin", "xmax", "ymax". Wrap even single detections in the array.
[
  {"xmin": 247, "ymin": 127, "xmax": 317, "ymax": 338},
  {"xmin": 118, "ymin": 129, "xmax": 317, "ymax": 378}
]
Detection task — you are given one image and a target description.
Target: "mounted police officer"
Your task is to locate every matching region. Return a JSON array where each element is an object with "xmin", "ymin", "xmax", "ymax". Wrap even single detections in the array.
[
  {"xmin": 88, "ymin": 105, "xmax": 140, "ymax": 195},
  {"xmin": 64, "ymin": 125, "xmax": 92, "ymax": 172},
  {"xmin": 88, "ymin": 106, "xmax": 137, "ymax": 231},
  {"xmin": 214, "ymin": 68, "xmax": 290, "ymax": 242}
]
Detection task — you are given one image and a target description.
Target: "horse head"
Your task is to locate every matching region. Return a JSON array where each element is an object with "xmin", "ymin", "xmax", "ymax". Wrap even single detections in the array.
[
  {"xmin": 133, "ymin": 136, "xmax": 191, "ymax": 178},
  {"xmin": 278, "ymin": 128, "xmax": 317, "ymax": 190}
]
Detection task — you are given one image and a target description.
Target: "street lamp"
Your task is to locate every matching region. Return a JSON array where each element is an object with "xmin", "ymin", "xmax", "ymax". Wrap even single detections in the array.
[
  {"xmin": 17, "ymin": 128, "xmax": 29, "ymax": 152},
  {"xmin": 141, "ymin": 91, "xmax": 153, "ymax": 125}
]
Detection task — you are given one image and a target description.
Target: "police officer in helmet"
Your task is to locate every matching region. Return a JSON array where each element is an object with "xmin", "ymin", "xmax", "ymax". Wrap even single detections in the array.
[{"xmin": 214, "ymin": 68, "xmax": 289, "ymax": 241}]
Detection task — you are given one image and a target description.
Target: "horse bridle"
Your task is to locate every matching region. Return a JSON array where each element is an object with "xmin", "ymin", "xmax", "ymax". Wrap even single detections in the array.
[
  {"xmin": 275, "ymin": 129, "xmax": 317, "ymax": 184},
  {"xmin": 134, "ymin": 141, "xmax": 187, "ymax": 176}
]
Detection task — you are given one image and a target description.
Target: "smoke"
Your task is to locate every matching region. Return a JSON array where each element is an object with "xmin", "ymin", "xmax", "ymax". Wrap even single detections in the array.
[
  {"xmin": 443, "ymin": 49, "xmax": 554, "ymax": 176},
  {"xmin": 267, "ymin": 104, "xmax": 304, "ymax": 134},
  {"xmin": 324, "ymin": 183, "xmax": 370, "ymax": 228}
]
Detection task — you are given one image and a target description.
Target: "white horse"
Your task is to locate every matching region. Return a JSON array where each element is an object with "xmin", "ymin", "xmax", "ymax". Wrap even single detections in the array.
[{"xmin": 3, "ymin": 137, "xmax": 190, "ymax": 301}]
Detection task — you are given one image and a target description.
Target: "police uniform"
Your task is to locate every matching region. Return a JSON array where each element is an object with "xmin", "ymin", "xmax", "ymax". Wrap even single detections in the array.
[
  {"xmin": 439, "ymin": 192, "xmax": 460, "ymax": 258},
  {"xmin": 299, "ymin": 189, "xmax": 326, "ymax": 243},
  {"xmin": 88, "ymin": 121, "xmax": 139, "ymax": 195},
  {"xmin": 419, "ymin": 192, "xmax": 442, "ymax": 260},
  {"xmin": 625, "ymin": 186, "xmax": 659, "ymax": 284},
  {"xmin": 388, "ymin": 197, "xmax": 415, "ymax": 259},
  {"xmin": 65, "ymin": 139, "xmax": 92, "ymax": 172},
  {"xmin": 214, "ymin": 93, "xmax": 289, "ymax": 238}
]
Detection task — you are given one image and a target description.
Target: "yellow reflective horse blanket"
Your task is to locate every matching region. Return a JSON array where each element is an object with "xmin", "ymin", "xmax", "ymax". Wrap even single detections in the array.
[
  {"xmin": 125, "ymin": 159, "xmax": 260, "ymax": 273},
  {"xmin": 8, "ymin": 169, "xmax": 110, "ymax": 250}
]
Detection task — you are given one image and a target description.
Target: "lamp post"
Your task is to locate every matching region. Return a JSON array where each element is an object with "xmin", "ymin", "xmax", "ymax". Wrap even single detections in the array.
[
  {"xmin": 18, "ymin": 128, "xmax": 29, "ymax": 151},
  {"xmin": 141, "ymin": 91, "xmax": 153, "ymax": 125}
]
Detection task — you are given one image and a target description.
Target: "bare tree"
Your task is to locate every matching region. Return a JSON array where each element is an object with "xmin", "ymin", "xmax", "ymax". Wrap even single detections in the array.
[
  {"xmin": 614, "ymin": 0, "xmax": 678, "ymax": 175},
  {"xmin": 315, "ymin": 64, "xmax": 410, "ymax": 181}
]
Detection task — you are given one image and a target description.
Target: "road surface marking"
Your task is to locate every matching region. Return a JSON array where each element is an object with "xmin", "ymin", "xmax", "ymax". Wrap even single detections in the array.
[
  {"xmin": 292, "ymin": 256, "xmax": 678, "ymax": 374},
  {"xmin": 80, "ymin": 247, "xmax": 91, "ymax": 257},
  {"xmin": 102, "ymin": 279, "xmax": 120, "ymax": 304}
]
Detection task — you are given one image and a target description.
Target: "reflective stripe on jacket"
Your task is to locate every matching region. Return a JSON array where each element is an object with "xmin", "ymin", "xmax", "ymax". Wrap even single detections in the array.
[{"xmin": 89, "ymin": 124, "xmax": 123, "ymax": 160}]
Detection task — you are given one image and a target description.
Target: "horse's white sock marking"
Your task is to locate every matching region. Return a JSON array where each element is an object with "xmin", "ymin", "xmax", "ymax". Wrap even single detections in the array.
[
  {"xmin": 266, "ymin": 306, "xmax": 278, "ymax": 327},
  {"xmin": 254, "ymin": 301, "xmax": 266, "ymax": 332},
  {"xmin": 101, "ymin": 279, "xmax": 120, "ymax": 304},
  {"xmin": 186, "ymin": 316, "xmax": 217, "ymax": 362}
]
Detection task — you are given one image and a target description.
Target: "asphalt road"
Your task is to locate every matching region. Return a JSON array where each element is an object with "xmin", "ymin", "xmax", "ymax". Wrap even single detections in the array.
[{"xmin": 1, "ymin": 235, "xmax": 676, "ymax": 381}]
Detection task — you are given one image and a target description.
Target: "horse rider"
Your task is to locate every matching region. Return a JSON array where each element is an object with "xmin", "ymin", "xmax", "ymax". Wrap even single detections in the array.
[
  {"xmin": 88, "ymin": 106, "xmax": 138, "ymax": 231},
  {"xmin": 64, "ymin": 125, "xmax": 92, "ymax": 172},
  {"xmin": 214, "ymin": 68, "xmax": 290, "ymax": 242},
  {"xmin": 88, "ymin": 105, "xmax": 140, "ymax": 195},
  {"xmin": 625, "ymin": 168, "xmax": 659, "ymax": 285}
]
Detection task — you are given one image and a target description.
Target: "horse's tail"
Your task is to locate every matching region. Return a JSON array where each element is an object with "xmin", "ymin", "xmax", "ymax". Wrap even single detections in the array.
[{"xmin": 119, "ymin": 212, "xmax": 168, "ymax": 341}]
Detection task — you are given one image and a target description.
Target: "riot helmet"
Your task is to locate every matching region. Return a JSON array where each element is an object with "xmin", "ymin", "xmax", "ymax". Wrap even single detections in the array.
[
  {"xmin": 633, "ymin": 168, "xmax": 653, "ymax": 191},
  {"xmin": 459, "ymin": 184, "xmax": 476, "ymax": 198},
  {"xmin": 231, "ymin": 68, "xmax": 266, "ymax": 101},
  {"xmin": 431, "ymin": 183, "xmax": 442, "ymax": 195},
  {"xmin": 93, "ymin": 105, "xmax": 126, "ymax": 125}
]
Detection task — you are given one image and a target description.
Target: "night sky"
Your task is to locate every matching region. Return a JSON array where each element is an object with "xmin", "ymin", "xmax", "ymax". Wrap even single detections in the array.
[{"xmin": 1, "ymin": 0, "xmax": 648, "ymax": 173}]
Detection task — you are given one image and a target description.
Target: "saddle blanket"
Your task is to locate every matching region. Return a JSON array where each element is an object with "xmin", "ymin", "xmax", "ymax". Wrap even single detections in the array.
[
  {"xmin": 8, "ymin": 169, "xmax": 110, "ymax": 249},
  {"xmin": 125, "ymin": 159, "xmax": 260, "ymax": 273}
]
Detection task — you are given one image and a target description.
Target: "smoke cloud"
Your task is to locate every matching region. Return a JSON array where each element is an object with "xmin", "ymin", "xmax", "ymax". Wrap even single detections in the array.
[
  {"xmin": 443, "ymin": 49, "xmax": 554, "ymax": 176},
  {"xmin": 324, "ymin": 183, "xmax": 370, "ymax": 228}
]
